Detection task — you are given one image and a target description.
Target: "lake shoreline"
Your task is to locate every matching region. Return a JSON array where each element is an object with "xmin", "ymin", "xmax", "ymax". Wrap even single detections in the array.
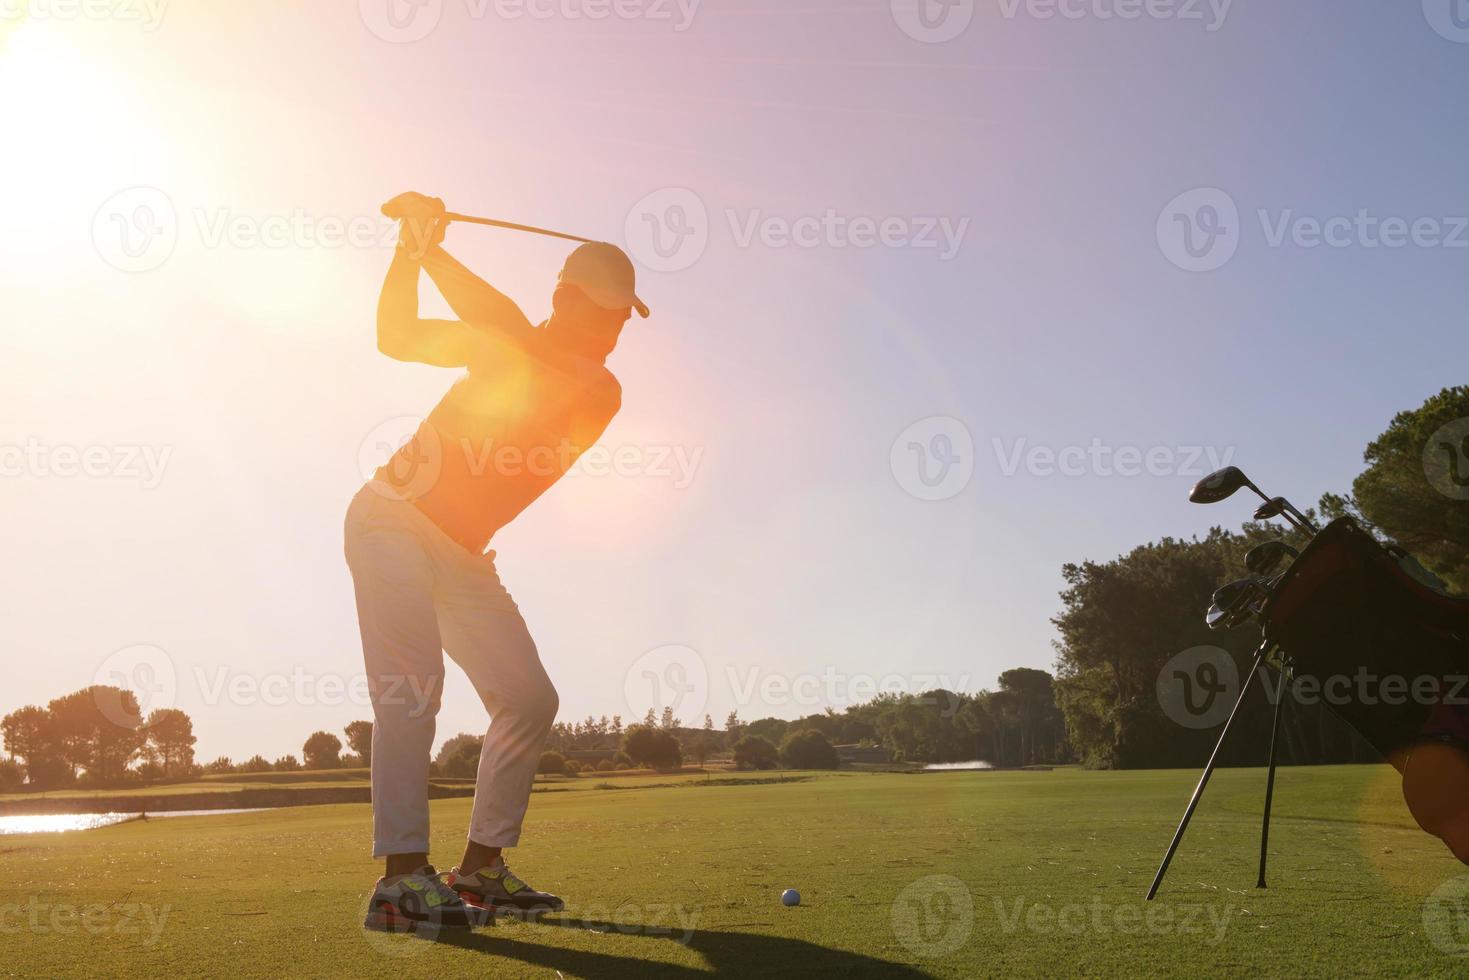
[{"xmin": 0, "ymin": 783, "xmax": 476, "ymax": 816}]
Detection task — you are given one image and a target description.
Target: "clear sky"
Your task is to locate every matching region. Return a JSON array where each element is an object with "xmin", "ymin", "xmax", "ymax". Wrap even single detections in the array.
[{"xmin": 2, "ymin": 1, "xmax": 1467, "ymax": 762}]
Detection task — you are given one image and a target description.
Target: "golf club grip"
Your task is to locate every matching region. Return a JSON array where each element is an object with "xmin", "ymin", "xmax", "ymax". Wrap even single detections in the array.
[{"xmin": 443, "ymin": 213, "xmax": 595, "ymax": 244}]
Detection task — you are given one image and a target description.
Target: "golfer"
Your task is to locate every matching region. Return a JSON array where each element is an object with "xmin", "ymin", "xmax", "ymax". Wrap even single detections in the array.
[{"xmin": 348, "ymin": 192, "xmax": 647, "ymax": 931}]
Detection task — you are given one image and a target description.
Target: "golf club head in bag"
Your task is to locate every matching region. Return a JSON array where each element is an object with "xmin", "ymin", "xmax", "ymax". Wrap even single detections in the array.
[{"xmin": 1246, "ymin": 541, "xmax": 1299, "ymax": 576}]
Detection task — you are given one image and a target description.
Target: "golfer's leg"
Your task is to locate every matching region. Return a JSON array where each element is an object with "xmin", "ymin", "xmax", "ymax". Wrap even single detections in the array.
[
  {"xmin": 345, "ymin": 493, "xmax": 446, "ymax": 859},
  {"xmin": 437, "ymin": 564, "xmax": 558, "ymax": 849}
]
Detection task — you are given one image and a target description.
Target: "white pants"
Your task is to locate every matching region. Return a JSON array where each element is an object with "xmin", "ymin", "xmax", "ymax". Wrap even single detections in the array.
[{"xmin": 344, "ymin": 483, "xmax": 558, "ymax": 858}]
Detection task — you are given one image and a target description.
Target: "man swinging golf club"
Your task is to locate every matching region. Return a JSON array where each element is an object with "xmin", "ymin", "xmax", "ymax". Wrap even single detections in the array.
[{"xmin": 348, "ymin": 192, "xmax": 648, "ymax": 932}]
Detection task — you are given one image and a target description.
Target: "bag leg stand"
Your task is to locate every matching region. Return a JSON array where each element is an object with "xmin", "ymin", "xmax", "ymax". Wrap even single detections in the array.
[
  {"xmin": 1145, "ymin": 641, "xmax": 1272, "ymax": 901},
  {"xmin": 1257, "ymin": 657, "xmax": 1289, "ymax": 889}
]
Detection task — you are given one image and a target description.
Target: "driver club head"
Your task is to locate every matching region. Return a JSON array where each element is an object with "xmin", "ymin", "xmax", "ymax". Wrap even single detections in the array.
[
  {"xmin": 1189, "ymin": 466, "xmax": 1251, "ymax": 504},
  {"xmin": 1245, "ymin": 540, "xmax": 1300, "ymax": 576}
]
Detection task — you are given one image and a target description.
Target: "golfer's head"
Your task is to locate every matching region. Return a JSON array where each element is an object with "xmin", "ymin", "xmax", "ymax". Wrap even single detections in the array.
[{"xmin": 550, "ymin": 242, "xmax": 648, "ymax": 358}]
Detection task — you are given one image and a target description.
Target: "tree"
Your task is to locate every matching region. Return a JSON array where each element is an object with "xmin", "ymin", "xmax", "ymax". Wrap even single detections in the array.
[
  {"xmin": 240, "ymin": 755, "xmax": 272, "ymax": 773},
  {"xmin": 0, "ymin": 758, "xmax": 22, "ymax": 792},
  {"xmin": 537, "ymin": 751, "xmax": 569, "ymax": 775},
  {"xmin": 344, "ymin": 720, "xmax": 373, "ymax": 767},
  {"xmin": 659, "ymin": 706, "xmax": 680, "ymax": 730},
  {"xmin": 621, "ymin": 725, "xmax": 682, "ymax": 771},
  {"xmin": 1322, "ymin": 385, "xmax": 1469, "ymax": 594},
  {"xmin": 144, "ymin": 708, "xmax": 196, "ymax": 778},
  {"xmin": 732, "ymin": 735, "xmax": 779, "ymax": 770},
  {"xmin": 302, "ymin": 731, "xmax": 342, "ymax": 770},
  {"xmin": 47, "ymin": 687, "xmax": 147, "ymax": 783},
  {"xmin": 1, "ymin": 705, "xmax": 66, "ymax": 788},
  {"xmin": 435, "ymin": 733, "xmax": 481, "ymax": 770},
  {"xmin": 779, "ymin": 729, "xmax": 838, "ymax": 769},
  {"xmin": 273, "ymin": 755, "xmax": 302, "ymax": 772},
  {"xmin": 723, "ymin": 711, "xmax": 742, "ymax": 748},
  {"xmin": 204, "ymin": 757, "xmax": 235, "ymax": 774},
  {"xmin": 689, "ymin": 733, "xmax": 716, "ymax": 766},
  {"xmin": 441, "ymin": 740, "xmax": 482, "ymax": 779}
]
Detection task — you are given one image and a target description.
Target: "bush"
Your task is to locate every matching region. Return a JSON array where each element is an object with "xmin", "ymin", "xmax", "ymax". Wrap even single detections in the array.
[
  {"xmin": 442, "ymin": 739, "xmax": 482, "ymax": 779},
  {"xmin": 614, "ymin": 752, "xmax": 634, "ymax": 770},
  {"xmin": 733, "ymin": 735, "xmax": 779, "ymax": 770},
  {"xmin": 564, "ymin": 760, "xmax": 583, "ymax": 774},
  {"xmin": 595, "ymin": 759, "xmax": 616, "ymax": 772},
  {"xmin": 537, "ymin": 751, "xmax": 569, "ymax": 775},
  {"xmin": 620, "ymin": 725, "xmax": 682, "ymax": 772},
  {"xmin": 779, "ymin": 729, "xmax": 839, "ymax": 770}
]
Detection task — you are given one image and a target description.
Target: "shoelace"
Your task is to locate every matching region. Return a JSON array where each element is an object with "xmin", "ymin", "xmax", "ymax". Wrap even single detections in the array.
[{"xmin": 424, "ymin": 870, "xmax": 466, "ymax": 904}]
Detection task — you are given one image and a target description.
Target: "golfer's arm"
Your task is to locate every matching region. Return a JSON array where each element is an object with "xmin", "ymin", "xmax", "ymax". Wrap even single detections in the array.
[
  {"xmin": 376, "ymin": 250, "xmax": 531, "ymax": 368},
  {"xmin": 422, "ymin": 246, "xmax": 526, "ymax": 329}
]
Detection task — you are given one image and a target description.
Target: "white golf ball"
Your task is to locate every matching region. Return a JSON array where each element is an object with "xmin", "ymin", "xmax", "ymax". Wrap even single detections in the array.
[{"xmin": 781, "ymin": 889, "xmax": 801, "ymax": 907}]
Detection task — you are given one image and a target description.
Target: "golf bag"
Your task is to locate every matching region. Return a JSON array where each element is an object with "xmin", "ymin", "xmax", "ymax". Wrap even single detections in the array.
[{"xmin": 1259, "ymin": 517, "xmax": 1469, "ymax": 859}]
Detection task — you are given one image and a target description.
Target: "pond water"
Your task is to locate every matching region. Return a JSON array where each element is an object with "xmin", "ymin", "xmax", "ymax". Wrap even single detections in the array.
[{"xmin": 0, "ymin": 809, "xmax": 268, "ymax": 836}]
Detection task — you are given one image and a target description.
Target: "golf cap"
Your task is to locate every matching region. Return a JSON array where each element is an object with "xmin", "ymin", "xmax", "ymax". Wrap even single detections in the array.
[{"xmin": 558, "ymin": 242, "xmax": 649, "ymax": 319}]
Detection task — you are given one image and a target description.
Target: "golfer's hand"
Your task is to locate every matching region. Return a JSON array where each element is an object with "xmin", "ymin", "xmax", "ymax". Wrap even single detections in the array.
[
  {"xmin": 383, "ymin": 192, "xmax": 448, "ymax": 259},
  {"xmin": 381, "ymin": 191, "xmax": 446, "ymax": 221}
]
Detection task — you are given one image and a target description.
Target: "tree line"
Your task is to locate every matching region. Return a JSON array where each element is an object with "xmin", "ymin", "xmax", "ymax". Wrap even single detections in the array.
[{"xmin": 2, "ymin": 671, "xmax": 1074, "ymax": 791}]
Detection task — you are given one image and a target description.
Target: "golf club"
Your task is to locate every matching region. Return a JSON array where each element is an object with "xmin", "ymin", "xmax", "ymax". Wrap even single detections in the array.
[
  {"xmin": 1253, "ymin": 497, "xmax": 1309, "ymax": 534},
  {"xmin": 1246, "ymin": 540, "xmax": 1300, "ymax": 576},
  {"xmin": 1188, "ymin": 466, "xmax": 1270, "ymax": 506},
  {"xmin": 442, "ymin": 212, "xmax": 597, "ymax": 245}
]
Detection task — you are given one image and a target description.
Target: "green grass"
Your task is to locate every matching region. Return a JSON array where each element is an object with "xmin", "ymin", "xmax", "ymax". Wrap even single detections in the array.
[{"xmin": 3, "ymin": 765, "xmax": 1467, "ymax": 977}]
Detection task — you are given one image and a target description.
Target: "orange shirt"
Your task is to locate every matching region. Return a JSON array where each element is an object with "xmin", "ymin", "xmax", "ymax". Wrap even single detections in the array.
[{"xmin": 376, "ymin": 326, "xmax": 621, "ymax": 553}]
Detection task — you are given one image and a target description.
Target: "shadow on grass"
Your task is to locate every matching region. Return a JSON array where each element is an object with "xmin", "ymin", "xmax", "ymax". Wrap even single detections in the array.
[{"xmin": 432, "ymin": 915, "xmax": 935, "ymax": 978}]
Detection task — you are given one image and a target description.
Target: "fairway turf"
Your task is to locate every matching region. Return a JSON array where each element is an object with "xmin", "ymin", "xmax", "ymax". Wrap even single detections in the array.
[{"xmin": 3, "ymin": 766, "xmax": 1467, "ymax": 978}]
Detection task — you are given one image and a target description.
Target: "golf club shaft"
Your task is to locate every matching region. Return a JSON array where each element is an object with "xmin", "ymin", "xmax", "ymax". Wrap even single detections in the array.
[
  {"xmin": 444, "ymin": 212, "xmax": 595, "ymax": 244},
  {"xmin": 1282, "ymin": 502, "xmax": 1319, "ymax": 535}
]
